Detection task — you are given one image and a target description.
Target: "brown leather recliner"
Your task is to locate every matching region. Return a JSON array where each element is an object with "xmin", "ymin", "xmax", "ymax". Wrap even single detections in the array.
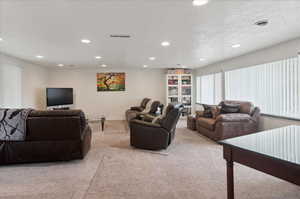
[
  {"xmin": 0, "ymin": 110, "xmax": 91, "ymax": 165},
  {"xmin": 125, "ymin": 98, "xmax": 151, "ymax": 122},
  {"xmin": 130, "ymin": 98, "xmax": 151, "ymax": 112},
  {"xmin": 129, "ymin": 104, "xmax": 183, "ymax": 150},
  {"xmin": 196, "ymin": 101, "xmax": 260, "ymax": 141}
]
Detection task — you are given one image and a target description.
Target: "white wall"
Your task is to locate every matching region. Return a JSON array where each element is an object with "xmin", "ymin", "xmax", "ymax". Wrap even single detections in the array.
[
  {"xmin": 0, "ymin": 53, "xmax": 49, "ymax": 109},
  {"xmin": 194, "ymin": 37, "xmax": 300, "ymax": 130},
  {"xmin": 0, "ymin": 63, "xmax": 22, "ymax": 107},
  {"xmin": 47, "ymin": 68, "xmax": 166, "ymax": 120},
  {"xmin": 195, "ymin": 37, "xmax": 300, "ymax": 76}
]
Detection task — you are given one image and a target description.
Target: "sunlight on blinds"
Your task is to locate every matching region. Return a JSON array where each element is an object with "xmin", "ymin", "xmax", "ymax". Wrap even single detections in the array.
[
  {"xmin": 225, "ymin": 56, "xmax": 300, "ymax": 119},
  {"xmin": 197, "ymin": 73, "xmax": 222, "ymax": 105}
]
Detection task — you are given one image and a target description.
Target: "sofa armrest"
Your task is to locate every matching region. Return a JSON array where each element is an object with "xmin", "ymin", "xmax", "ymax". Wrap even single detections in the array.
[
  {"xmin": 142, "ymin": 114, "xmax": 157, "ymax": 122},
  {"xmin": 251, "ymin": 107, "xmax": 261, "ymax": 123},
  {"xmin": 130, "ymin": 106, "xmax": 143, "ymax": 112},
  {"xmin": 130, "ymin": 119, "xmax": 161, "ymax": 128}
]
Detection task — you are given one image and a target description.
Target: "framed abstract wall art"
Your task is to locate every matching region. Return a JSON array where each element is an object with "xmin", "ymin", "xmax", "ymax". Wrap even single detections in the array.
[{"xmin": 97, "ymin": 72, "xmax": 125, "ymax": 92}]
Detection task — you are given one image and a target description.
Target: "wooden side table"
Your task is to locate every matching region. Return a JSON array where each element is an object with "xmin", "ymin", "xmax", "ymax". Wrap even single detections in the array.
[{"xmin": 187, "ymin": 115, "xmax": 196, "ymax": 130}]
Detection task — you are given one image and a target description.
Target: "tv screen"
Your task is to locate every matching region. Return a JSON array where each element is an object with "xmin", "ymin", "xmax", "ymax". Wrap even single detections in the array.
[{"xmin": 46, "ymin": 88, "xmax": 73, "ymax": 107}]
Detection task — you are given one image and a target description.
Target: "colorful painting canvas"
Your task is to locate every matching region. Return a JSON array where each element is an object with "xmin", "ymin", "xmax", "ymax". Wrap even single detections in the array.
[{"xmin": 97, "ymin": 72, "xmax": 125, "ymax": 92}]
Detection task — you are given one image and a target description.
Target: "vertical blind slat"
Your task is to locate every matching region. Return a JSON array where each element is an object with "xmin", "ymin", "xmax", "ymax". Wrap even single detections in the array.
[{"xmin": 224, "ymin": 56, "xmax": 300, "ymax": 119}]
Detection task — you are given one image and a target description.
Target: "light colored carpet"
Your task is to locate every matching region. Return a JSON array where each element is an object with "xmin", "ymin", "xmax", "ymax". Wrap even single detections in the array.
[{"xmin": 0, "ymin": 120, "xmax": 300, "ymax": 199}]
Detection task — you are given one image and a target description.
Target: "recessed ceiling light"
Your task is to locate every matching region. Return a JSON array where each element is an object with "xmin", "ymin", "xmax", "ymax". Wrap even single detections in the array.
[
  {"xmin": 36, "ymin": 55, "xmax": 44, "ymax": 59},
  {"xmin": 161, "ymin": 41, "xmax": 170, "ymax": 47},
  {"xmin": 255, "ymin": 19, "xmax": 269, "ymax": 26},
  {"xmin": 232, "ymin": 44, "xmax": 241, "ymax": 48},
  {"xmin": 57, "ymin": 64, "xmax": 64, "ymax": 67},
  {"xmin": 200, "ymin": 58, "xmax": 206, "ymax": 61},
  {"xmin": 101, "ymin": 64, "xmax": 107, "ymax": 67},
  {"xmin": 149, "ymin": 57, "xmax": 156, "ymax": 61},
  {"xmin": 0, "ymin": 38, "xmax": 3, "ymax": 41},
  {"xmin": 143, "ymin": 65, "xmax": 148, "ymax": 68},
  {"xmin": 193, "ymin": 0, "xmax": 209, "ymax": 6},
  {"xmin": 95, "ymin": 56, "xmax": 102, "ymax": 59},
  {"xmin": 81, "ymin": 39, "xmax": 91, "ymax": 44}
]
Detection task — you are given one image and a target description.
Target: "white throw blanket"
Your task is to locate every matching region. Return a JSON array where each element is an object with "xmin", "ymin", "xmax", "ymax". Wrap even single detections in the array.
[
  {"xmin": 141, "ymin": 100, "xmax": 153, "ymax": 114},
  {"xmin": 0, "ymin": 109, "xmax": 32, "ymax": 141}
]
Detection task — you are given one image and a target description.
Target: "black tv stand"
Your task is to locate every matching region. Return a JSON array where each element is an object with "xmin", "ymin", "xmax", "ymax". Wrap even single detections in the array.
[{"xmin": 52, "ymin": 107, "xmax": 70, "ymax": 110}]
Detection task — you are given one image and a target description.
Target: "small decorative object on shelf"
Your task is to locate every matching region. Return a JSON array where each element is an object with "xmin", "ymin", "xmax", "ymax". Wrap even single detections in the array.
[
  {"xmin": 167, "ymin": 68, "xmax": 192, "ymax": 74},
  {"xmin": 166, "ymin": 69, "xmax": 193, "ymax": 115}
]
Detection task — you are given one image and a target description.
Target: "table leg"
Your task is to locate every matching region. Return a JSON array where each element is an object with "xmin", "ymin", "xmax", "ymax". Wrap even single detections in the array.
[
  {"xmin": 227, "ymin": 160, "xmax": 234, "ymax": 199},
  {"xmin": 101, "ymin": 120, "xmax": 105, "ymax": 131}
]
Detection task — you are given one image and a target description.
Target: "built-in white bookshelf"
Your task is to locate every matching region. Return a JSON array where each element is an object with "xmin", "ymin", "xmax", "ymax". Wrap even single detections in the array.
[{"xmin": 166, "ymin": 72, "xmax": 193, "ymax": 115}]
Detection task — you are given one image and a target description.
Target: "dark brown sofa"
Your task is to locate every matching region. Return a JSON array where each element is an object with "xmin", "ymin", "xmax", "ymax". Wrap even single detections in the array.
[
  {"xmin": 0, "ymin": 110, "xmax": 91, "ymax": 165},
  {"xmin": 196, "ymin": 101, "xmax": 260, "ymax": 141}
]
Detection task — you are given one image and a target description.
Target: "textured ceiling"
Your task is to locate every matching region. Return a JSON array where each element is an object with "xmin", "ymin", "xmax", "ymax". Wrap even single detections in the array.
[{"xmin": 0, "ymin": 0, "xmax": 300, "ymax": 69}]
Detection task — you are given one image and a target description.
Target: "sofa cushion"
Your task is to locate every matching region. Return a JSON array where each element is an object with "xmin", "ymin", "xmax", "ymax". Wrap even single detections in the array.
[
  {"xmin": 220, "ymin": 103, "xmax": 240, "ymax": 114},
  {"xmin": 219, "ymin": 100, "xmax": 253, "ymax": 114},
  {"xmin": 197, "ymin": 118, "xmax": 216, "ymax": 131},
  {"xmin": 216, "ymin": 113, "xmax": 253, "ymax": 122}
]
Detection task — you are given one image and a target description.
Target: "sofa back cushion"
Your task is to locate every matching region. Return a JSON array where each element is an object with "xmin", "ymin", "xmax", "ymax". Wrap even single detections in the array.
[
  {"xmin": 29, "ymin": 110, "xmax": 86, "ymax": 131},
  {"xmin": 219, "ymin": 100, "xmax": 253, "ymax": 115},
  {"xmin": 149, "ymin": 101, "xmax": 161, "ymax": 114},
  {"xmin": 27, "ymin": 110, "xmax": 86, "ymax": 141},
  {"xmin": 140, "ymin": 98, "xmax": 151, "ymax": 109},
  {"xmin": 220, "ymin": 102, "xmax": 240, "ymax": 114}
]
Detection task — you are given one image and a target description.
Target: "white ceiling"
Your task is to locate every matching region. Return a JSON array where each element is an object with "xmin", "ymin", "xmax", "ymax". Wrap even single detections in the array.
[{"xmin": 0, "ymin": 0, "xmax": 300, "ymax": 69}]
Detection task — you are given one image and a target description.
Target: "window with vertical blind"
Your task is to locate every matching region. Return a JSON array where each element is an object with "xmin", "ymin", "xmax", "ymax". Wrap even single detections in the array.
[
  {"xmin": 0, "ymin": 64, "xmax": 22, "ymax": 108},
  {"xmin": 225, "ymin": 56, "xmax": 300, "ymax": 119},
  {"xmin": 196, "ymin": 72, "xmax": 222, "ymax": 105}
]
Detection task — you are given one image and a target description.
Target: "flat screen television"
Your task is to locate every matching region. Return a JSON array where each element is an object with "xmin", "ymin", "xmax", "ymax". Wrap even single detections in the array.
[{"xmin": 46, "ymin": 88, "xmax": 73, "ymax": 107}]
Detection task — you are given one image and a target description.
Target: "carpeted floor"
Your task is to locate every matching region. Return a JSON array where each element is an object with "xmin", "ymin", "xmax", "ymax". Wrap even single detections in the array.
[{"xmin": 0, "ymin": 120, "xmax": 300, "ymax": 199}]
